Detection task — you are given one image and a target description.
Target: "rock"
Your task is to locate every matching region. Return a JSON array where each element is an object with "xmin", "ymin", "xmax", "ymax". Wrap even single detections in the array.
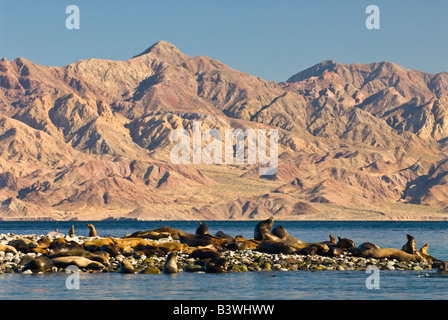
[
  {"xmin": 230, "ymin": 264, "xmax": 248, "ymax": 272},
  {"xmin": 185, "ymin": 264, "xmax": 204, "ymax": 272},
  {"xmin": 140, "ymin": 266, "xmax": 162, "ymax": 274}
]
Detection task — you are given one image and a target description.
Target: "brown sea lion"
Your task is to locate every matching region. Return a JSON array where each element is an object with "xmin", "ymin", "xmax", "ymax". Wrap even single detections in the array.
[
  {"xmin": 256, "ymin": 240, "xmax": 296, "ymax": 254},
  {"xmin": 9, "ymin": 238, "xmax": 46, "ymax": 254},
  {"xmin": 37, "ymin": 237, "xmax": 52, "ymax": 248},
  {"xmin": 9, "ymin": 238, "xmax": 38, "ymax": 249},
  {"xmin": 254, "ymin": 216, "xmax": 274, "ymax": 241},
  {"xmin": 130, "ymin": 226, "xmax": 184, "ymax": 240},
  {"xmin": 323, "ymin": 234, "xmax": 337, "ymax": 246},
  {"xmin": 127, "ymin": 230, "xmax": 172, "ymax": 240},
  {"xmin": 419, "ymin": 243, "xmax": 437, "ymax": 261},
  {"xmin": 24, "ymin": 256, "xmax": 54, "ymax": 273},
  {"xmin": 272, "ymin": 226, "xmax": 303, "ymax": 248},
  {"xmin": 100, "ymin": 244, "xmax": 121, "ymax": 257},
  {"xmin": 47, "ymin": 249, "xmax": 109, "ymax": 264},
  {"xmin": 196, "ymin": 222, "xmax": 209, "ymax": 235},
  {"xmin": 190, "ymin": 248, "xmax": 224, "ymax": 260},
  {"xmin": 120, "ymin": 258, "xmax": 137, "ymax": 274},
  {"xmin": 48, "ymin": 239, "xmax": 83, "ymax": 253},
  {"xmin": 86, "ymin": 224, "xmax": 98, "ymax": 237},
  {"xmin": 0, "ymin": 244, "xmax": 18, "ymax": 254},
  {"xmin": 83, "ymin": 237, "xmax": 115, "ymax": 248},
  {"xmin": 298, "ymin": 243, "xmax": 329, "ymax": 256},
  {"xmin": 179, "ymin": 233, "xmax": 228, "ymax": 249},
  {"xmin": 51, "ymin": 256, "xmax": 105, "ymax": 270},
  {"xmin": 227, "ymin": 236, "xmax": 260, "ymax": 251},
  {"xmin": 402, "ymin": 234, "xmax": 418, "ymax": 254},
  {"xmin": 204, "ymin": 257, "xmax": 227, "ymax": 273},
  {"xmin": 68, "ymin": 225, "xmax": 75, "ymax": 237},
  {"xmin": 156, "ymin": 242, "xmax": 189, "ymax": 252},
  {"xmin": 163, "ymin": 252, "xmax": 178, "ymax": 274},
  {"xmin": 357, "ymin": 242, "xmax": 380, "ymax": 251},
  {"xmin": 354, "ymin": 248, "xmax": 423, "ymax": 262},
  {"xmin": 215, "ymin": 231, "xmax": 234, "ymax": 242},
  {"xmin": 325, "ymin": 246, "xmax": 344, "ymax": 257},
  {"xmin": 337, "ymin": 237, "xmax": 355, "ymax": 251}
]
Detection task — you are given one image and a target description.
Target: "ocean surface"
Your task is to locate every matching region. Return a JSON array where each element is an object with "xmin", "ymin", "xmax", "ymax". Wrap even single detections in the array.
[{"xmin": 0, "ymin": 220, "xmax": 447, "ymax": 300}]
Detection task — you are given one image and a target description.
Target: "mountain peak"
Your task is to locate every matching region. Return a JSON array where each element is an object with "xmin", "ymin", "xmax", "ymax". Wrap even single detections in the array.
[{"xmin": 132, "ymin": 40, "xmax": 189, "ymax": 64}]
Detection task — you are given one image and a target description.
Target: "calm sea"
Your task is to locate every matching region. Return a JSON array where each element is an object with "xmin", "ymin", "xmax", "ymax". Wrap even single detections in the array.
[{"xmin": 0, "ymin": 221, "xmax": 447, "ymax": 300}]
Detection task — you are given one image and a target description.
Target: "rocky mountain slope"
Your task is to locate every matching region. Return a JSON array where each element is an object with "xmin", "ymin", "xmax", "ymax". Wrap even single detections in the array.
[{"xmin": 1, "ymin": 41, "xmax": 448, "ymax": 220}]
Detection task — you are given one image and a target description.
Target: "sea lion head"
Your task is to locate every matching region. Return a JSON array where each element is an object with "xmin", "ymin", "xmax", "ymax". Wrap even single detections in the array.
[
  {"xmin": 337, "ymin": 237, "xmax": 355, "ymax": 250},
  {"xmin": 195, "ymin": 222, "xmax": 209, "ymax": 235},
  {"xmin": 272, "ymin": 226, "xmax": 288, "ymax": 240}
]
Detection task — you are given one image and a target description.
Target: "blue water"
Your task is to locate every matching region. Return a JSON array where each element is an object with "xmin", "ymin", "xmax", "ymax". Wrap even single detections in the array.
[{"xmin": 1, "ymin": 221, "xmax": 447, "ymax": 300}]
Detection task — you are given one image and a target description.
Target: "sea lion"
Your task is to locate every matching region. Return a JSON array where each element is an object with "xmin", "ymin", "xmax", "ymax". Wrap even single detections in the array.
[
  {"xmin": 37, "ymin": 237, "xmax": 52, "ymax": 248},
  {"xmin": 127, "ymin": 230, "xmax": 172, "ymax": 240},
  {"xmin": 47, "ymin": 248, "xmax": 109, "ymax": 264},
  {"xmin": 0, "ymin": 244, "xmax": 18, "ymax": 254},
  {"xmin": 402, "ymin": 234, "xmax": 418, "ymax": 254},
  {"xmin": 51, "ymin": 256, "xmax": 105, "ymax": 270},
  {"xmin": 325, "ymin": 246, "xmax": 344, "ymax": 257},
  {"xmin": 179, "ymin": 233, "xmax": 228, "ymax": 249},
  {"xmin": 114, "ymin": 238, "xmax": 157, "ymax": 249},
  {"xmin": 120, "ymin": 258, "xmax": 137, "ymax": 274},
  {"xmin": 68, "ymin": 225, "xmax": 75, "ymax": 237},
  {"xmin": 227, "ymin": 236, "xmax": 260, "ymax": 251},
  {"xmin": 215, "ymin": 231, "xmax": 234, "ymax": 242},
  {"xmin": 298, "ymin": 243, "xmax": 329, "ymax": 256},
  {"xmin": 196, "ymin": 222, "xmax": 209, "ymax": 235},
  {"xmin": 354, "ymin": 248, "xmax": 423, "ymax": 262},
  {"xmin": 272, "ymin": 226, "xmax": 303, "ymax": 248},
  {"xmin": 337, "ymin": 237, "xmax": 355, "ymax": 251},
  {"xmin": 419, "ymin": 243, "xmax": 437, "ymax": 261},
  {"xmin": 163, "ymin": 252, "xmax": 178, "ymax": 274},
  {"xmin": 83, "ymin": 237, "xmax": 115, "ymax": 248},
  {"xmin": 357, "ymin": 242, "xmax": 380, "ymax": 251},
  {"xmin": 86, "ymin": 224, "xmax": 98, "ymax": 237},
  {"xmin": 190, "ymin": 248, "xmax": 224, "ymax": 260},
  {"xmin": 323, "ymin": 234, "xmax": 337, "ymax": 246},
  {"xmin": 254, "ymin": 216, "xmax": 274, "ymax": 241},
  {"xmin": 100, "ymin": 244, "xmax": 121, "ymax": 257},
  {"xmin": 24, "ymin": 256, "xmax": 54, "ymax": 273},
  {"xmin": 156, "ymin": 242, "xmax": 189, "ymax": 253},
  {"xmin": 48, "ymin": 238, "xmax": 83, "ymax": 251},
  {"xmin": 9, "ymin": 238, "xmax": 38, "ymax": 249},
  {"xmin": 129, "ymin": 226, "xmax": 184, "ymax": 240},
  {"xmin": 256, "ymin": 240, "xmax": 296, "ymax": 254},
  {"xmin": 8, "ymin": 238, "xmax": 46, "ymax": 254},
  {"xmin": 204, "ymin": 257, "xmax": 227, "ymax": 273},
  {"xmin": 45, "ymin": 231, "xmax": 64, "ymax": 238}
]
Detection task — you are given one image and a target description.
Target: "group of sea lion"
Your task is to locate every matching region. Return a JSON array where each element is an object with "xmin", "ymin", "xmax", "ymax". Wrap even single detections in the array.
[
  {"xmin": 1, "ymin": 218, "xmax": 440, "ymax": 274},
  {"xmin": 250, "ymin": 217, "xmax": 437, "ymax": 262}
]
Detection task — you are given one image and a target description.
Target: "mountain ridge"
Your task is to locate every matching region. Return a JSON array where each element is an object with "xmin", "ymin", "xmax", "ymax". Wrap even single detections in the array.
[{"xmin": 1, "ymin": 41, "xmax": 448, "ymax": 221}]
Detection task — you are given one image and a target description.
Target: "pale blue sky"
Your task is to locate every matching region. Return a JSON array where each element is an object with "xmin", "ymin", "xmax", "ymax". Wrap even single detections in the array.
[{"xmin": 0, "ymin": 0, "xmax": 447, "ymax": 82}]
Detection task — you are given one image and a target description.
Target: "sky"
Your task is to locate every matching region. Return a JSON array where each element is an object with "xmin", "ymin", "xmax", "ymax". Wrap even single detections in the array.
[{"xmin": 0, "ymin": 0, "xmax": 447, "ymax": 82}]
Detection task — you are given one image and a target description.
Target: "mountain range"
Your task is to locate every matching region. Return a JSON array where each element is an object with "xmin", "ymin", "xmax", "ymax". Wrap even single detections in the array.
[{"xmin": 1, "ymin": 40, "xmax": 448, "ymax": 221}]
